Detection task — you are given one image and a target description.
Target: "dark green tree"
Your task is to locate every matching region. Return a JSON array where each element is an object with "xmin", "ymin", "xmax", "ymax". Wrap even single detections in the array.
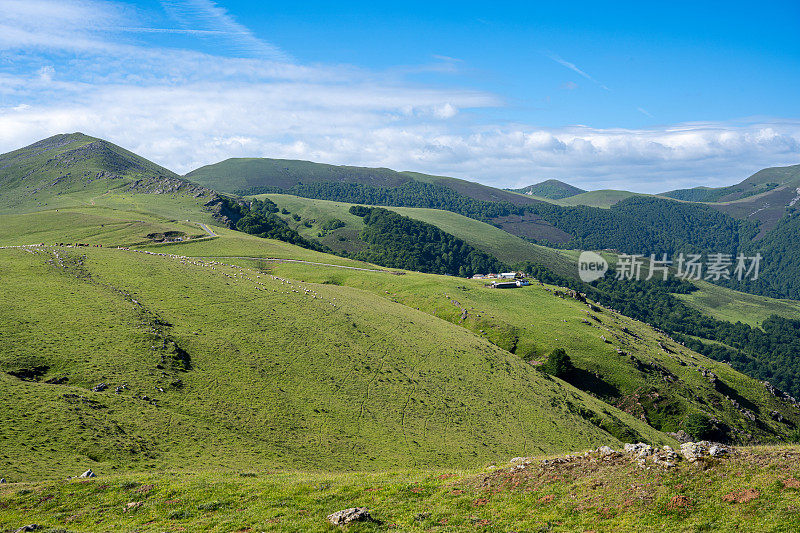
[{"xmin": 541, "ymin": 348, "xmax": 573, "ymax": 378}]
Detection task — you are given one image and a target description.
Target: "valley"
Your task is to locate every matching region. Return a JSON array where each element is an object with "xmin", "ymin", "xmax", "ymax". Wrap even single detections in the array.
[{"xmin": 1, "ymin": 133, "xmax": 799, "ymax": 531}]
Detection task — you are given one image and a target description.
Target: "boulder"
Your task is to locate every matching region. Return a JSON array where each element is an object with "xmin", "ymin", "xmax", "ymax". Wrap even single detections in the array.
[
  {"xmin": 680, "ymin": 441, "xmax": 728, "ymax": 462},
  {"xmin": 709, "ymin": 444, "xmax": 729, "ymax": 457},
  {"xmin": 623, "ymin": 442, "xmax": 653, "ymax": 458},
  {"xmin": 78, "ymin": 469, "xmax": 96, "ymax": 478},
  {"xmin": 597, "ymin": 446, "xmax": 618, "ymax": 457},
  {"xmin": 15, "ymin": 526, "xmax": 42, "ymax": 532},
  {"xmin": 327, "ymin": 507, "xmax": 372, "ymax": 526}
]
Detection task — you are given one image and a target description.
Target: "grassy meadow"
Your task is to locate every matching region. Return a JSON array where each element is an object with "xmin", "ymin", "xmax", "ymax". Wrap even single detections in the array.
[{"xmin": 1, "ymin": 447, "xmax": 799, "ymax": 532}]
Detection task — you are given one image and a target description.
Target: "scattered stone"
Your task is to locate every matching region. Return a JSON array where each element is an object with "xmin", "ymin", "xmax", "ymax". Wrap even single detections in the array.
[
  {"xmin": 597, "ymin": 446, "xmax": 618, "ymax": 457},
  {"xmin": 78, "ymin": 469, "xmax": 96, "ymax": 478},
  {"xmin": 709, "ymin": 445, "xmax": 728, "ymax": 457},
  {"xmin": 623, "ymin": 442, "xmax": 653, "ymax": 459},
  {"xmin": 680, "ymin": 441, "xmax": 729, "ymax": 462},
  {"xmin": 0, "ymin": 478, "xmax": 5, "ymax": 483},
  {"xmin": 124, "ymin": 501, "xmax": 143, "ymax": 512},
  {"xmin": 91, "ymin": 383, "xmax": 108, "ymax": 392},
  {"xmin": 14, "ymin": 526, "xmax": 42, "ymax": 532},
  {"xmin": 327, "ymin": 507, "xmax": 372, "ymax": 526},
  {"xmin": 680, "ymin": 442, "xmax": 706, "ymax": 462}
]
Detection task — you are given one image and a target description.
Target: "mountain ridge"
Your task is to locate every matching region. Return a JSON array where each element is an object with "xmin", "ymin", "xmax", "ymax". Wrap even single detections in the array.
[{"xmin": 508, "ymin": 179, "xmax": 586, "ymax": 200}]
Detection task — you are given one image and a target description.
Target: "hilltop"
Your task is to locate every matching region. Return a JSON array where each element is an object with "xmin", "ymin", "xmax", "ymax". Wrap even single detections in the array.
[
  {"xmin": 660, "ymin": 162, "xmax": 800, "ymax": 235},
  {"xmin": 186, "ymin": 157, "xmax": 540, "ymax": 206},
  {"xmin": 509, "ymin": 179, "xmax": 586, "ymax": 200}
]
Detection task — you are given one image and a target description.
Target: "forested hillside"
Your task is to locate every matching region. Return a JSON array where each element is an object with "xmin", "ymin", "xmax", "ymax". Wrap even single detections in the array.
[{"xmin": 348, "ymin": 206, "xmax": 507, "ymax": 276}]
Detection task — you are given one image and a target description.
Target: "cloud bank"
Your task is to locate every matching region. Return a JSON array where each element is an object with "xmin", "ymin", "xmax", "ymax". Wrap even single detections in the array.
[{"xmin": 1, "ymin": 0, "xmax": 798, "ymax": 193}]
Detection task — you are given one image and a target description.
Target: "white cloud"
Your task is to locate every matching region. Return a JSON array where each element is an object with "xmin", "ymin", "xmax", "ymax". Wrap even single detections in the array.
[
  {"xmin": 159, "ymin": 0, "xmax": 287, "ymax": 60},
  {"xmin": 38, "ymin": 65, "xmax": 55, "ymax": 82},
  {"xmin": 0, "ymin": 0, "xmax": 798, "ymax": 195}
]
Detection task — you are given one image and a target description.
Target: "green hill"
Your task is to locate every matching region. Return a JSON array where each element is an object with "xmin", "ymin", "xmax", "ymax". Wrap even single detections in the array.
[
  {"xmin": 186, "ymin": 158, "xmax": 539, "ymax": 206},
  {"xmin": 661, "ymin": 163, "xmax": 800, "ymax": 236},
  {"xmin": 662, "ymin": 163, "xmax": 800, "ymax": 204},
  {"xmin": 252, "ymin": 194, "xmax": 579, "ymax": 279},
  {"xmin": 3, "ymin": 133, "xmax": 800, "ymax": 488},
  {"xmin": 553, "ymin": 189, "xmax": 644, "ymax": 208},
  {"xmin": 0, "ymin": 243, "xmax": 668, "ymax": 481},
  {"xmin": 509, "ymin": 179, "xmax": 586, "ymax": 200}
]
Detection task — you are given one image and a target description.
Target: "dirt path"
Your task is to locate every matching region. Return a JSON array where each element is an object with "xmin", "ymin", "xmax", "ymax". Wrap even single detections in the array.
[
  {"xmin": 195, "ymin": 222, "xmax": 218, "ymax": 237},
  {"xmin": 198, "ymin": 256, "xmax": 390, "ymax": 273}
]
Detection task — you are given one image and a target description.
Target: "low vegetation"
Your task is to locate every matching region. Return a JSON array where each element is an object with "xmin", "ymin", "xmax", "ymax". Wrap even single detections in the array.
[{"xmin": 2, "ymin": 446, "xmax": 799, "ymax": 531}]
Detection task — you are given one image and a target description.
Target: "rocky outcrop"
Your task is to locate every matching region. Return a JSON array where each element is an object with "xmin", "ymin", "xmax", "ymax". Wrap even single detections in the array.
[
  {"xmin": 680, "ymin": 441, "xmax": 729, "ymax": 462},
  {"xmin": 327, "ymin": 507, "xmax": 372, "ymax": 526}
]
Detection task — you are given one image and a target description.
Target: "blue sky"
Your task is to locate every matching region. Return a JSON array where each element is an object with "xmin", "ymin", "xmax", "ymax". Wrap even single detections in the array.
[{"xmin": 0, "ymin": 0, "xmax": 798, "ymax": 191}]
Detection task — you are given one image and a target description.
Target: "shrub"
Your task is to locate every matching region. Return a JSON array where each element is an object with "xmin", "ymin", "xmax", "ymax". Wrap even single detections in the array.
[
  {"xmin": 541, "ymin": 348, "xmax": 573, "ymax": 378},
  {"xmin": 684, "ymin": 413, "xmax": 713, "ymax": 440},
  {"xmin": 321, "ymin": 218, "xmax": 346, "ymax": 231}
]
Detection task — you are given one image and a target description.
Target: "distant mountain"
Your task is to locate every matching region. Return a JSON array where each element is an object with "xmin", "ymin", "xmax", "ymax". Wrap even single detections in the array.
[
  {"xmin": 662, "ymin": 163, "xmax": 800, "ymax": 203},
  {"xmin": 186, "ymin": 158, "xmax": 540, "ymax": 206},
  {"xmin": 0, "ymin": 133, "xmax": 211, "ymax": 213},
  {"xmin": 509, "ymin": 179, "xmax": 586, "ymax": 200},
  {"xmin": 661, "ymin": 163, "xmax": 800, "ymax": 236}
]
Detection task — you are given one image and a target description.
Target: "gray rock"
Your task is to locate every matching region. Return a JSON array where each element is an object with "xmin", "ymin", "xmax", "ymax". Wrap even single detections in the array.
[
  {"xmin": 0, "ymin": 478, "xmax": 6, "ymax": 483},
  {"xmin": 597, "ymin": 445, "xmax": 618, "ymax": 457},
  {"xmin": 680, "ymin": 441, "xmax": 727, "ymax": 462},
  {"xmin": 15, "ymin": 525, "xmax": 42, "ymax": 532},
  {"xmin": 709, "ymin": 444, "xmax": 729, "ymax": 457},
  {"xmin": 78, "ymin": 469, "xmax": 96, "ymax": 478},
  {"xmin": 623, "ymin": 442, "xmax": 653, "ymax": 458},
  {"xmin": 327, "ymin": 507, "xmax": 372, "ymax": 526}
]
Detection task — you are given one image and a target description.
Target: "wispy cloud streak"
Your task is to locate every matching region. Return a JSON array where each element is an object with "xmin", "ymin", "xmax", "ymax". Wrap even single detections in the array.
[
  {"xmin": 159, "ymin": 0, "xmax": 288, "ymax": 60},
  {"xmin": 546, "ymin": 52, "xmax": 610, "ymax": 91}
]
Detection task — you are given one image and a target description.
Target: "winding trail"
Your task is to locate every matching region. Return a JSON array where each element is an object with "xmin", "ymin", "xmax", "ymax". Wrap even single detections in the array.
[
  {"xmin": 195, "ymin": 222, "xmax": 218, "ymax": 237},
  {"xmin": 197, "ymin": 256, "xmax": 389, "ymax": 273}
]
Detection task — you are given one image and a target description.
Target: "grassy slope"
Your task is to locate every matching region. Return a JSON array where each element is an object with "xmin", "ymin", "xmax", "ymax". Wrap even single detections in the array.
[
  {"xmin": 2, "ymin": 447, "xmax": 800, "ymax": 532},
  {"xmin": 553, "ymin": 190, "xmax": 644, "ymax": 208},
  {"xmin": 0, "ymin": 245, "xmax": 668, "ymax": 482},
  {"xmin": 674, "ymin": 280, "xmax": 800, "ymax": 327},
  {"xmin": 0, "ymin": 207, "xmax": 209, "ymax": 248},
  {"xmin": 509, "ymin": 179, "xmax": 587, "ymax": 200},
  {"xmin": 186, "ymin": 158, "xmax": 539, "ymax": 206},
  {"xmin": 239, "ymin": 258, "xmax": 800, "ymax": 441},
  {"xmin": 256, "ymin": 194, "xmax": 578, "ymax": 277}
]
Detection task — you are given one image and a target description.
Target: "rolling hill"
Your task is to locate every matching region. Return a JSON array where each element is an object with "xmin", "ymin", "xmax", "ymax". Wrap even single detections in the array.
[
  {"xmin": 3, "ymin": 132, "xmax": 800, "ymax": 487},
  {"xmin": 1, "ymin": 243, "xmax": 672, "ymax": 482},
  {"xmin": 661, "ymin": 162, "xmax": 800, "ymax": 236},
  {"xmin": 186, "ymin": 158, "xmax": 540, "ymax": 206},
  {"xmin": 509, "ymin": 179, "xmax": 586, "ymax": 200}
]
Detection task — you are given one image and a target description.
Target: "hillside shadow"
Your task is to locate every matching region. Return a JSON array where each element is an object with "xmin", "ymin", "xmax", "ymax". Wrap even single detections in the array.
[{"xmin": 564, "ymin": 368, "xmax": 620, "ymax": 400}]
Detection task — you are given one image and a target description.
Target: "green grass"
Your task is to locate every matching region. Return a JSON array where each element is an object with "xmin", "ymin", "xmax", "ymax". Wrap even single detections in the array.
[
  {"xmin": 552, "ymin": 190, "xmax": 644, "ymax": 208},
  {"xmin": 675, "ymin": 280, "xmax": 800, "ymax": 327},
  {"xmin": 237, "ymin": 257, "xmax": 800, "ymax": 441},
  {"xmin": 256, "ymin": 194, "xmax": 581, "ymax": 278},
  {"xmin": 0, "ymin": 207, "xmax": 208, "ymax": 247},
  {"xmin": 0, "ymin": 245, "xmax": 668, "ymax": 482},
  {"xmin": 2, "ymin": 447, "xmax": 800, "ymax": 532}
]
